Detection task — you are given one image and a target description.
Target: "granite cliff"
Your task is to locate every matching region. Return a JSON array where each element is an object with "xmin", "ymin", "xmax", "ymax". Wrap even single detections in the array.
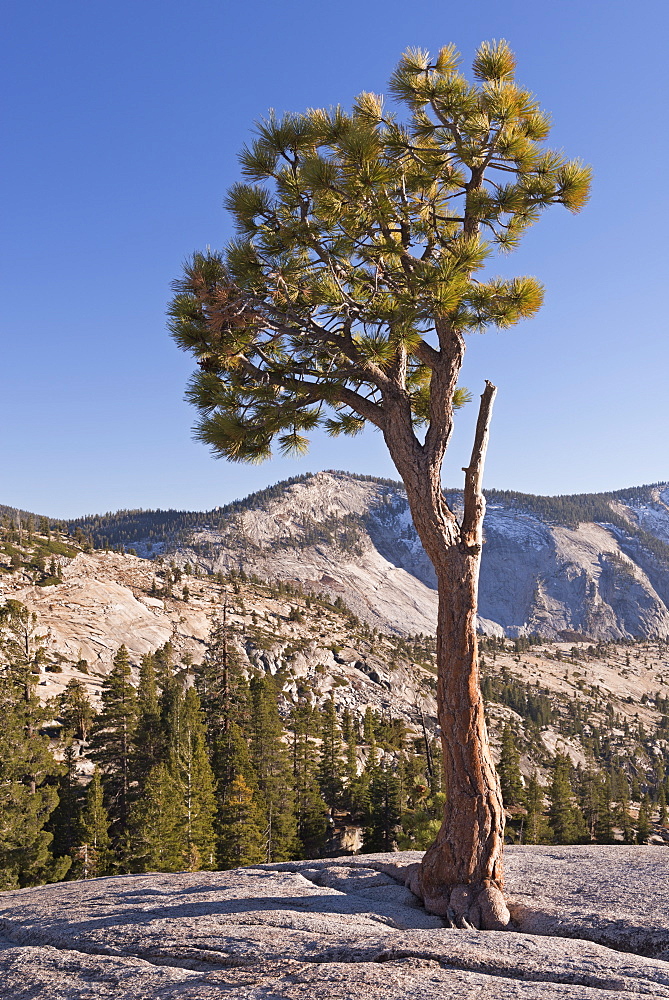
[{"xmin": 68, "ymin": 471, "xmax": 669, "ymax": 640}]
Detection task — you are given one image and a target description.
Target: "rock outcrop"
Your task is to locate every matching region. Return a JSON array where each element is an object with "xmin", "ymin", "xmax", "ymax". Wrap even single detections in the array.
[
  {"xmin": 68, "ymin": 471, "xmax": 669, "ymax": 640},
  {"xmin": 1, "ymin": 846, "xmax": 668, "ymax": 998}
]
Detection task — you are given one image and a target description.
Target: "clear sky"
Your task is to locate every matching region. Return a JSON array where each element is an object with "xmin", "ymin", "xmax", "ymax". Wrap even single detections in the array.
[{"xmin": 2, "ymin": 0, "xmax": 667, "ymax": 518}]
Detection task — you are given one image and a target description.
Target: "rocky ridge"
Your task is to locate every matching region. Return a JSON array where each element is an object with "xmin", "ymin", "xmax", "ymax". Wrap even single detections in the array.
[{"xmin": 66, "ymin": 471, "xmax": 669, "ymax": 640}]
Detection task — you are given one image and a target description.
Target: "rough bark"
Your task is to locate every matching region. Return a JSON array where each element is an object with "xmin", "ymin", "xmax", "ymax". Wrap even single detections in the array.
[{"xmin": 391, "ymin": 382, "xmax": 509, "ymax": 930}]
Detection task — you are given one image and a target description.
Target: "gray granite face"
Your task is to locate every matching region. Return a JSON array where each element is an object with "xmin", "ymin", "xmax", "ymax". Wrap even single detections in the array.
[{"xmin": 0, "ymin": 846, "xmax": 668, "ymax": 998}]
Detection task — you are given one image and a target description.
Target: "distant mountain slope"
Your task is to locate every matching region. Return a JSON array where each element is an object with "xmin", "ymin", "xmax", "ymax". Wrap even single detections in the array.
[{"xmin": 60, "ymin": 472, "xmax": 669, "ymax": 640}]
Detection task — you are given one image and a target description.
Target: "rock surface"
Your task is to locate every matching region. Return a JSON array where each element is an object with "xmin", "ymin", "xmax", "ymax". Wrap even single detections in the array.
[
  {"xmin": 1, "ymin": 846, "xmax": 668, "ymax": 998},
  {"xmin": 68, "ymin": 471, "xmax": 669, "ymax": 640}
]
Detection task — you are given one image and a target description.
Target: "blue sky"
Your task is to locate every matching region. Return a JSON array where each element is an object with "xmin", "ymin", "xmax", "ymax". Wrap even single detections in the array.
[{"xmin": 2, "ymin": 0, "xmax": 667, "ymax": 518}]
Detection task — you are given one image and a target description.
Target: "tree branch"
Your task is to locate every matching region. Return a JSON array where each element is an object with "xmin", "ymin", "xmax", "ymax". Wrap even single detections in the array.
[{"xmin": 460, "ymin": 380, "xmax": 497, "ymax": 551}]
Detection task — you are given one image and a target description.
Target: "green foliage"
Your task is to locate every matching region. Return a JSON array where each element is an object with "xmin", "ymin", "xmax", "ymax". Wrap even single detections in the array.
[
  {"xmin": 71, "ymin": 769, "xmax": 113, "ymax": 878},
  {"xmin": 317, "ymin": 697, "xmax": 344, "ymax": 808},
  {"xmin": 168, "ymin": 685, "xmax": 218, "ymax": 870},
  {"xmin": 249, "ymin": 675, "xmax": 298, "ymax": 861},
  {"xmin": 217, "ymin": 774, "xmax": 266, "ymax": 868},
  {"xmin": 481, "ymin": 669, "xmax": 553, "ymax": 726},
  {"xmin": 497, "ymin": 724, "xmax": 524, "ymax": 807},
  {"xmin": 548, "ymin": 754, "xmax": 587, "ymax": 844},
  {"xmin": 523, "ymin": 772, "xmax": 549, "ymax": 844},
  {"xmin": 58, "ymin": 678, "xmax": 95, "ymax": 741},
  {"xmin": 131, "ymin": 762, "xmax": 187, "ymax": 872},
  {"xmin": 169, "ymin": 41, "xmax": 589, "ymax": 465},
  {"xmin": 0, "ymin": 650, "xmax": 69, "ymax": 888},
  {"xmin": 363, "ymin": 757, "xmax": 402, "ymax": 853},
  {"xmin": 90, "ymin": 645, "xmax": 138, "ymax": 836}
]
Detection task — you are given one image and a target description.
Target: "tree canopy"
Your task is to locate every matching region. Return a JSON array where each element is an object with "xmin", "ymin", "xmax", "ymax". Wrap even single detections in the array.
[{"xmin": 169, "ymin": 40, "xmax": 590, "ymax": 465}]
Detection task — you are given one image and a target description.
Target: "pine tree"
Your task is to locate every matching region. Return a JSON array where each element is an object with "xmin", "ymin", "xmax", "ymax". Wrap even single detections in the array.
[
  {"xmin": 0, "ymin": 603, "xmax": 70, "ymax": 888},
  {"xmin": 397, "ymin": 790, "xmax": 445, "ymax": 850},
  {"xmin": 133, "ymin": 653, "xmax": 163, "ymax": 784},
  {"xmin": 172, "ymin": 686, "xmax": 217, "ymax": 870},
  {"xmin": 612, "ymin": 767, "xmax": 634, "ymax": 842},
  {"xmin": 636, "ymin": 793, "xmax": 651, "ymax": 844},
  {"xmin": 594, "ymin": 775, "xmax": 614, "ymax": 844},
  {"xmin": 73, "ymin": 769, "xmax": 113, "ymax": 878},
  {"xmin": 169, "ymin": 39, "xmax": 590, "ymax": 916},
  {"xmin": 154, "ymin": 640, "xmax": 176, "ymax": 690},
  {"xmin": 217, "ymin": 774, "xmax": 266, "ymax": 868},
  {"xmin": 197, "ymin": 606, "xmax": 242, "ymax": 741},
  {"xmin": 48, "ymin": 742, "xmax": 83, "ymax": 864},
  {"xmin": 317, "ymin": 697, "xmax": 344, "ymax": 809},
  {"xmin": 523, "ymin": 772, "xmax": 548, "ymax": 845},
  {"xmin": 290, "ymin": 700, "xmax": 327, "ymax": 857},
  {"xmin": 0, "ymin": 673, "xmax": 70, "ymax": 888},
  {"xmin": 344, "ymin": 720, "xmax": 359, "ymax": 801},
  {"xmin": 131, "ymin": 762, "xmax": 186, "ymax": 871},
  {"xmin": 249, "ymin": 674, "xmax": 298, "ymax": 861},
  {"xmin": 59, "ymin": 678, "xmax": 95, "ymax": 742},
  {"xmin": 497, "ymin": 724, "xmax": 524, "ymax": 807},
  {"xmin": 548, "ymin": 755, "xmax": 586, "ymax": 844},
  {"xmin": 364, "ymin": 757, "xmax": 401, "ymax": 853},
  {"xmin": 90, "ymin": 645, "xmax": 138, "ymax": 838}
]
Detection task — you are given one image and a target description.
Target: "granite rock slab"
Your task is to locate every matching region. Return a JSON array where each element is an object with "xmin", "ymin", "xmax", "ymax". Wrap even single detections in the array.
[{"xmin": 0, "ymin": 846, "xmax": 667, "ymax": 999}]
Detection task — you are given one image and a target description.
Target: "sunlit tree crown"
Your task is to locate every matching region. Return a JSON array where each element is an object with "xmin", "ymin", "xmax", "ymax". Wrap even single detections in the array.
[{"xmin": 169, "ymin": 40, "xmax": 590, "ymax": 462}]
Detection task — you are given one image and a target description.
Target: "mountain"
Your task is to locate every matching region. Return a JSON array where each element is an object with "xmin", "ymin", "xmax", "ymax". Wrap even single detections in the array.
[{"xmin": 66, "ymin": 471, "xmax": 669, "ymax": 641}]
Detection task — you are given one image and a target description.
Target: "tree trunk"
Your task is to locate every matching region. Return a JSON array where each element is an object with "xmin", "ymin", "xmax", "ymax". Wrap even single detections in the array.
[
  {"xmin": 391, "ymin": 381, "xmax": 510, "ymax": 930},
  {"xmin": 417, "ymin": 548, "xmax": 508, "ymax": 929}
]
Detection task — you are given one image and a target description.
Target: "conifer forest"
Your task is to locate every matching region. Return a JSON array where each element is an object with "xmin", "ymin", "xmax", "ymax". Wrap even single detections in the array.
[{"xmin": 1, "ymin": 514, "xmax": 669, "ymax": 892}]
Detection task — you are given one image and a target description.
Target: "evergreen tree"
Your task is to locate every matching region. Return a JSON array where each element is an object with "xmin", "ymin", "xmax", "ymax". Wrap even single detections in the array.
[
  {"xmin": 343, "ymin": 719, "xmax": 359, "ymax": 802},
  {"xmin": 548, "ymin": 755, "xmax": 586, "ymax": 844},
  {"xmin": 169, "ymin": 38, "xmax": 590, "ymax": 911},
  {"xmin": 131, "ymin": 762, "xmax": 185, "ymax": 871},
  {"xmin": 397, "ymin": 790, "xmax": 445, "ymax": 850},
  {"xmin": 612, "ymin": 767, "xmax": 634, "ymax": 842},
  {"xmin": 154, "ymin": 640, "xmax": 176, "ymax": 690},
  {"xmin": 250, "ymin": 674, "xmax": 298, "ymax": 861},
  {"xmin": 636, "ymin": 793, "xmax": 651, "ymax": 844},
  {"xmin": 317, "ymin": 697, "xmax": 344, "ymax": 809},
  {"xmin": 497, "ymin": 724, "xmax": 524, "ymax": 807},
  {"xmin": 290, "ymin": 700, "xmax": 327, "ymax": 857},
  {"xmin": 73, "ymin": 769, "xmax": 112, "ymax": 878},
  {"xmin": 48, "ymin": 742, "xmax": 83, "ymax": 863},
  {"xmin": 0, "ymin": 603, "xmax": 70, "ymax": 888},
  {"xmin": 364, "ymin": 757, "xmax": 401, "ymax": 853},
  {"xmin": 217, "ymin": 774, "xmax": 266, "ymax": 868},
  {"xmin": 58, "ymin": 678, "xmax": 95, "ymax": 742},
  {"xmin": 594, "ymin": 775, "xmax": 614, "ymax": 844},
  {"xmin": 90, "ymin": 645, "xmax": 138, "ymax": 837},
  {"xmin": 171, "ymin": 686, "xmax": 217, "ymax": 870},
  {"xmin": 132, "ymin": 652, "xmax": 163, "ymax": 784},
  {"xmin": 523, "ymin": 772, "xmax": 548, "ymax": 845},
  {"xmin": 197, "ymin": 606, "xmax": 242, "ymax": 742},
  {"xmin": 0, "ymin": 672, "xmax": 69, "ymax": 888}
]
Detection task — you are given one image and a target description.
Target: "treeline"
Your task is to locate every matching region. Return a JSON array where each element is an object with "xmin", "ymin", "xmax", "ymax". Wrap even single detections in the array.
[
  {"xmin": 56, "ymin": 474, "xmax": 669, "ymax": 567},
  {"xmin": 484, "ymin": 485, "xmax": 669, "ymax": 565},
  {"xmin": 0, "ymin": 602, "xmax": 444, "ymax": 889},
  {"xmin": 2, "ymin": 593, "xmax": 668, "ymax": 893},
  {"xmin": 65, "ymin": 474, "xmax": 321, "ymax": 552},
  {"xmin": 498, "ymin": 724, "xmax": 668, "ymax": 845}
]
